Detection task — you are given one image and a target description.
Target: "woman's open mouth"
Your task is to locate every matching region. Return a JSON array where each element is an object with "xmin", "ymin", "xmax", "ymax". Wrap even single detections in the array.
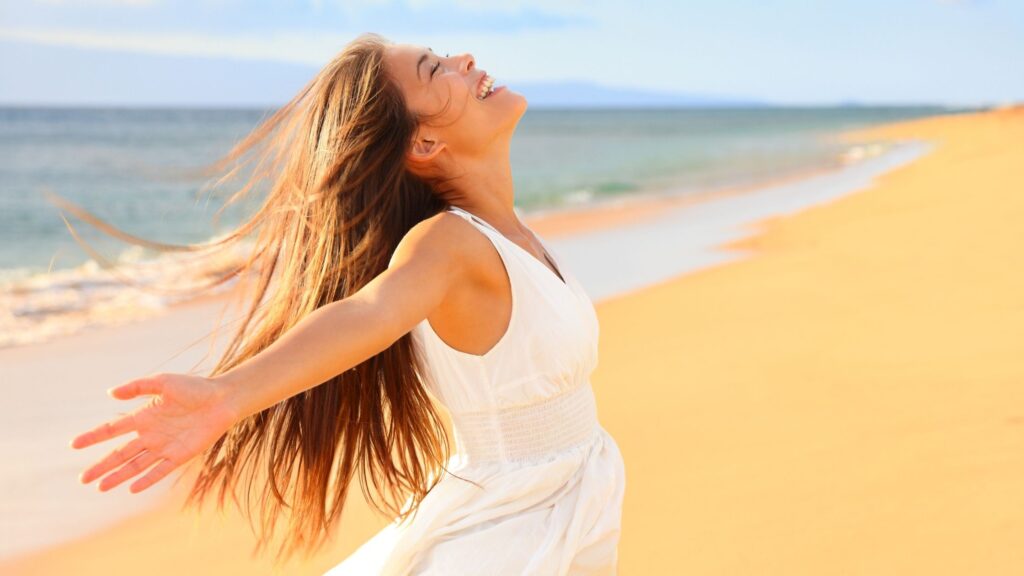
[{"xmin": 476, "ymin": 74, "xmax": 504, "ymax": 100}]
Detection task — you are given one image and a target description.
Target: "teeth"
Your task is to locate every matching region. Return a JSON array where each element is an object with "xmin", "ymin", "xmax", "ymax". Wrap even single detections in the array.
[{"xmin": 477, "ymin": 75, "xmax": 495, "ymax": 100}]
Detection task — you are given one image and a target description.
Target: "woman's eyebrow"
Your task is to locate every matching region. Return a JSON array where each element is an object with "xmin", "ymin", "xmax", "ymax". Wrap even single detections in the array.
[{"xmin": 416, "ymin": 47, "xmax": 435, "ymax": 82}]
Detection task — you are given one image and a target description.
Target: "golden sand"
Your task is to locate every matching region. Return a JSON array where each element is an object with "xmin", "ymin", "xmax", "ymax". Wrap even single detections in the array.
[
  {"xmin": 3, "ymin": 106, "xmax": 1021, "ymax": 574},
  {"xmin": 595, "ymin": 105, "xmax": 1024, "ymax": 573}
]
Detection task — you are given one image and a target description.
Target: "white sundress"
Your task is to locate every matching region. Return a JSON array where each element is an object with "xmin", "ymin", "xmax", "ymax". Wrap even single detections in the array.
[{"xmin": 325, "ymin": 205, "xmax": 626, "ymax": 575}]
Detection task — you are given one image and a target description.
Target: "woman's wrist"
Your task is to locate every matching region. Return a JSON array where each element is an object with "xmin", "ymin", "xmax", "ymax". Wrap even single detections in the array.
[{"xmin": 210, "ymin": 370, "xmax": 251, "ymax": 426}]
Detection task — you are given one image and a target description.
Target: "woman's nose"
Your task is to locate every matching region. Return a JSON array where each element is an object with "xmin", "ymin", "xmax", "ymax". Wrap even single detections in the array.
[{"xmin": 457, "ymin": 53, "xmax": 475, "ymax": 74}]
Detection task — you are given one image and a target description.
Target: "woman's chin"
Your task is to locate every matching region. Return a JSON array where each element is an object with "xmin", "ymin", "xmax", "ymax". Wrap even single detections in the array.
[
  {"xmin": 513, "ymin": 90, "xmax": 528, "ymax": 112},
  {"xmin": 494, "ymin": 86, "xmax": 527, "ymax": 109}
]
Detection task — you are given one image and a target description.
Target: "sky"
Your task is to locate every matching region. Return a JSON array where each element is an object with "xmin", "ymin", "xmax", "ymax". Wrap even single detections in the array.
[{"xmin": 0, "ymin": 0, "xmax": 1022, "ymax": 107}]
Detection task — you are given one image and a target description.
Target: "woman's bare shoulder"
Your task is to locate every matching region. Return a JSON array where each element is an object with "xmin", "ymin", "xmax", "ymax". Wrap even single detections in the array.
[{"xmin": 389, "ymin": 210, "xmax": 492, "ymax": 281}]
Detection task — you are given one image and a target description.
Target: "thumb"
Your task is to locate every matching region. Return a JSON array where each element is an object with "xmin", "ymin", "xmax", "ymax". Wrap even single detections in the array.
[{"xmin": 108, "ymin": 375, "xmax": 164, "ymax": 399}]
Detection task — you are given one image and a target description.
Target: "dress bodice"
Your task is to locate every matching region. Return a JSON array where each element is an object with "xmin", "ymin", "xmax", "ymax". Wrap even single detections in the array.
[
  {"xmin": 394, "ymin": 205, "xmax": 602, "ymax": 464},
  {"xmin": 410, "ymin": 206, "xmax": 599, "ymax": 407}
]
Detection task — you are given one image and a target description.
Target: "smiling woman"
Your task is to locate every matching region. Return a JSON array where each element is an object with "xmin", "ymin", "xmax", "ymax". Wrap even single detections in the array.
[{"xmin": 62, "ymin": 31, "xmax": 624, "ymax": 575}]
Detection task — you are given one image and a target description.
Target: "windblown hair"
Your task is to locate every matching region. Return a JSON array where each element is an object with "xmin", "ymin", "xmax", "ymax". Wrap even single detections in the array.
[{"xmin": 47, "ymin": 32, "xmax": 476, "ymax": 565}]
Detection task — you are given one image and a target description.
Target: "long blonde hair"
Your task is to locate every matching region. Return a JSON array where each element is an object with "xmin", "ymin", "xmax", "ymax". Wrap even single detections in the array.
[{"xmin": 49, "ymin": 32, "xmax": 473, "ymax": 564}]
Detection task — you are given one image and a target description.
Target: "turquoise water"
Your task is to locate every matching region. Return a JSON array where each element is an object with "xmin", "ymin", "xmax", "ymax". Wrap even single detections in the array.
[
  {"xmin": 0, "ymin": 105, "xmax": 971, "ymax": 278},
  {"xmin": 0, "ymin": 104, "xmax": 978, "ymax": 347}
]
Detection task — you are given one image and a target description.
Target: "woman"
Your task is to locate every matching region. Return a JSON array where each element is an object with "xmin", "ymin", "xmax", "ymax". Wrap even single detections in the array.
[{"xmin": 68, "ymin": 33, "xmax": 625, "ymax": 574}]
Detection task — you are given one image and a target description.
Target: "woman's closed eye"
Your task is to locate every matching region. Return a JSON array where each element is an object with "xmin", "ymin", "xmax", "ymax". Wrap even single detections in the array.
[{"xmin": 430, "ymin": 54, "xmax": 450, "ymax": 79}]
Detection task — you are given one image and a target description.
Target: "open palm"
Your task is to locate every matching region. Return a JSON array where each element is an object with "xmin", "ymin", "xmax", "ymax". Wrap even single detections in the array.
[{"xmin": 70, "ymin": 373, "xmax": 238, "ymax": 494}]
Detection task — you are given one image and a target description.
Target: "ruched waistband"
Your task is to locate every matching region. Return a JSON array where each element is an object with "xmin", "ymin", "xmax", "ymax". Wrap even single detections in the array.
[{"xmin": 449, "ymin": 382, "xmax": 599, "ymax": 464}]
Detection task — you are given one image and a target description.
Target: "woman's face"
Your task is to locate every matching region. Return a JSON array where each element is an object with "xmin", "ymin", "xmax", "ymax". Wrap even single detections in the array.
[{"xmin": 383, "ymin": 43, "xmax": 527, "ymax": 168}]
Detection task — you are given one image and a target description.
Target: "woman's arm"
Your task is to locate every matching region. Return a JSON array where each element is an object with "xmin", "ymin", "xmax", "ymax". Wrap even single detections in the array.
[
  {"xmin": 69, "ymin": 213, "xmax": 482, "ymax": 494},
  {"xmin": 215, "ymin": 213, "xmax": 475, "ymax": 424}
]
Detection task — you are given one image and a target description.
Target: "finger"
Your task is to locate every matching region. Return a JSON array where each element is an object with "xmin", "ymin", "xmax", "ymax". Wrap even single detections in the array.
[
  {"xmin": 70, "ymin": 413, "xmax": 137, "ymax": 450},
  {"xmin": 108, "ymin": 375, "xmax": 164, "ymax": 400},
  {"xmin": 79, "ymin": 436, "xmax": 146, "ymax": 485},
  {"xmin": 129, "ymin": 458, "xmax": 179, "ymax": 494},
  {"xmin": 97, "ymin": 449, "xmax": 160, "ymax": 492}
]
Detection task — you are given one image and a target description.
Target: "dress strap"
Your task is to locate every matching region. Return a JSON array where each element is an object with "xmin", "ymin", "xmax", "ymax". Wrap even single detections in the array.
[
  {"xmin": 418, "ymin": 206, "xmax": 520, "ymax": 361},
  {"xmin": 447, "ymin": 206, "xmax": 567, "ymax": 286}
]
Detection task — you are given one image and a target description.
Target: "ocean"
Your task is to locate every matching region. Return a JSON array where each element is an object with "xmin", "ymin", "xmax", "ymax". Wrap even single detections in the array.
[{"xmin": 0, "ymin": 105, "xmax": 972, "ymax": 347}]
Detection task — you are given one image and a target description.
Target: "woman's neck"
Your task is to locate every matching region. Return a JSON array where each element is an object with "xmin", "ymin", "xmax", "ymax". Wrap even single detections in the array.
[{"xmin": 448, "ymin": 144, "xmax": 520, "ymax": 232}]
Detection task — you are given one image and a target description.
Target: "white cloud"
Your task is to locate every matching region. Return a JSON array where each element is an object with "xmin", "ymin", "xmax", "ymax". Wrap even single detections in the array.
[
  {"xmin": 0, "ymin": 27, "xmax": 348, "ymax": 65},
  {"xmin": 0, "ymin": 22, "xmax": 638, "ymax": 86},
  {"xmin": 0, "ymin": 0, "xmax": 608, "ymax": 66}
]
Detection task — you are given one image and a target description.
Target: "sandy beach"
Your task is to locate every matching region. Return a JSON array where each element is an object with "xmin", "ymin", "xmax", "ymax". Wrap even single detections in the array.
[
  {"xmin": 3, "ymin": 105, "xmax": 1022, "ymax": 574},
  {"xmin": 593, "ymin": 105, "xmax": 1024, "ymax": 573}
]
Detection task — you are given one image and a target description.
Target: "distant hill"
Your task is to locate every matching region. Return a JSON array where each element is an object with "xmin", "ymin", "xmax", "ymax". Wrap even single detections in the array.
[
  {"xmin": 0, "ymin": 40, "xmax": 764, "ymax": 109},
  {"xmin": 510, "ymin": 81, "xmax": 766, "ymax": 108}
]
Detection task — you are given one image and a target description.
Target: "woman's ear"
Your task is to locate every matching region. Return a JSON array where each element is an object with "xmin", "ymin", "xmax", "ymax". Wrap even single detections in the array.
[{"xmin": 408, "ymin": 137, "xmax": 446, "ymax": 165}]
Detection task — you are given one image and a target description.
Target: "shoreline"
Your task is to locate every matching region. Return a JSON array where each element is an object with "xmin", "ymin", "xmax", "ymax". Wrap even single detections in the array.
[{"xmin": 0, "ymin": 122, "xmax": 909, "ymax": 353}]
